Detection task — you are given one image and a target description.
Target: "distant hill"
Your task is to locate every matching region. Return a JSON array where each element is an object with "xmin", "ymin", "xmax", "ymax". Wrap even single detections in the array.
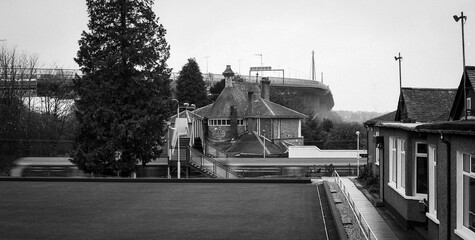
[{"xmin": 334, "ymin": 110, "xmax": 389, "ymax": 123}]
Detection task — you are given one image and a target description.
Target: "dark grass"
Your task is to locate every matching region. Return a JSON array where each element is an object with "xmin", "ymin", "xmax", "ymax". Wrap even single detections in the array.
[{"xmin": 0, "ymin": 181, "xmax": 333, "ymax": 240}]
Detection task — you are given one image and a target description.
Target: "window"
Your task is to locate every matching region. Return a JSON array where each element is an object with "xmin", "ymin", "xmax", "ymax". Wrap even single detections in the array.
[
  {"xmin": 456, "ymin": 152, "xmax": 475, "ymax": 239},
  {"xmin": 427, "ymin": 145, "xmax": 438, "ymax": 223},
  {"xmin": 415, "ymin": 143, "xmax": 428, "ymax": 195},
  {"xmin": 208, "ymin": 119, "xmax": 231, "ymax": 126},
  {"xmin": 375, "ymin": 130, "xmax": 380, "ymax": 165},
  {"xmin": 467, "ymin": 97, "xmax": 472, "ymax": 110},
  {"xmin": 390, "ymin": 138, "xmax": 397, "ymax": 183},
  {"xmin": 389, "ymin": 137, "xmax": 406, "ymax": 191}
]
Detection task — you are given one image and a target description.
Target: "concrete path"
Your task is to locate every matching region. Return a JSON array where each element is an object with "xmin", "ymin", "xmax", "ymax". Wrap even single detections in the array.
[{"xmin": 323, "ymin": 177, "xmax": 399, "ymax": 240}]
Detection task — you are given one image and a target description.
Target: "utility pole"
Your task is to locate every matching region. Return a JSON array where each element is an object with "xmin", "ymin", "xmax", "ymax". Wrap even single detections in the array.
[{"xmin": 454, "ymin": 12, "xmax": 468, "ymax": 120}]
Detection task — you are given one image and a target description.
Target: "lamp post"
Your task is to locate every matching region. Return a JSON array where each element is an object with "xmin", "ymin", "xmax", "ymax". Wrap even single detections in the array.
[
  {"xmin": 167, "ymin": 121, "xmax": 171, "ymax": 178},
  {"xmin": 356, "ymin": 131, "xmax": 360, "ymax": 177},
  {"xmin": 453, "ymin": 12, "xmax": 468, "ymax": 120}
]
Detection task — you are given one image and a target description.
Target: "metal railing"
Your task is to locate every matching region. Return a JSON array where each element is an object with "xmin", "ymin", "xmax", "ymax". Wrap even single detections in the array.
[
  {"xmin": 189, "ymin": 148, "xmax": 240, "ymax": 179},
  {"xmin": 332, "ymin": 171, "xmax": 378, "ymax": 240}
]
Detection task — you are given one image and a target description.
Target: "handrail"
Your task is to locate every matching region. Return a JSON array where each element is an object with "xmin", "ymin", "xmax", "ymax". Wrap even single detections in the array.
[
  {"xmin": 332, "ymin": 171, "xmax": 378, "ymax": 240},
  {"xmin": 189, "ymin": 147, "xmax": 240, "ymax": 178}
]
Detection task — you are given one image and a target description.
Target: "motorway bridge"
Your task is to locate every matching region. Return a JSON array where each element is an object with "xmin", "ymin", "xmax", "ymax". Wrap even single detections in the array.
[{"xmin": 1, "ymin": 69, "xmax": 334, "ymax": 114}]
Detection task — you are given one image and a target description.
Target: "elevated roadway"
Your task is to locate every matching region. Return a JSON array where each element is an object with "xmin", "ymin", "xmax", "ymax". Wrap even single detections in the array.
[{"xmin": 218, "ymin": 157, "xmax": 367, "ymax": 167}]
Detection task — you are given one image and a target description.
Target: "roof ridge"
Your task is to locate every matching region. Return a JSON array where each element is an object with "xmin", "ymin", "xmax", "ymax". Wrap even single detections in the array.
[
  {"xmin": 402, "ymin": 87, "xmax": 457, "ymax": 91},
  {"xmin": 262, "ymin": 98, "xmax": 307, "ymax": 117},
  {"xmin": 260, "ymin": 99, "xmax": 276, "ymax": 116}
]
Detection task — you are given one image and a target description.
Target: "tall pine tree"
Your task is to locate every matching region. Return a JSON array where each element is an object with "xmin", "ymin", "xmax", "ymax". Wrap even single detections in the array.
[
  {"xmin": 175, "ymin": 58, "xmax": 208, "ymax": 108},
  {"xmin": 72, "ymin": 0, "xmax": 171, "ymax": 175}
]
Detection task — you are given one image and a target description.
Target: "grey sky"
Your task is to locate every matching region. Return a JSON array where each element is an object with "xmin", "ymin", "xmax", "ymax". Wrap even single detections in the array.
[{"xmin": 1, "ymin": 0, "xmax": 474, "ymax": 112}]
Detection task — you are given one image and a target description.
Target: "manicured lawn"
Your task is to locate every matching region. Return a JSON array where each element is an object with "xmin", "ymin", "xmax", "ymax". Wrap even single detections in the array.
[{"xmin": 0, "ymin": 181, "xmax": 329, "ymax": 240}]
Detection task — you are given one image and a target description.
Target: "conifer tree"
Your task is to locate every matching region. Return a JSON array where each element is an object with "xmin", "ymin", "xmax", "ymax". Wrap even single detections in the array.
[
  {"xmin": 72, "ymin": 0, "xmax": 171, "ymax": 175},
  {"xmin": 175, "ymin": 58, "xmax": 208, "ymax": 108}
]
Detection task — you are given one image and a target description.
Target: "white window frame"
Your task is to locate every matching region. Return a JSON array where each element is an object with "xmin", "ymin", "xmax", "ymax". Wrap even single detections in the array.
[
  {"xmin": 426, "ymin": 145, "xmax": 439, "ymax": 224},
  {"xmin": 375, "ymin": 130, "xmax": 380, "ymax": 165},
  {"xmin": 389, "ymin": 137, "xmax": 406, "ymax": 194},
  {"xmin": 455, "ymin": 152, "xmax": 475, "ymax": 240},
  {"xmin": 389, "ymin": 137, "xmax": 398, "ymax": 185},
  {"xmin": 414, "ymin": 142, "xmax": 428, "ymax": 198},
  {"xmin": 399, "ymin": 139, "xmax": 406, "ymax": 190}
]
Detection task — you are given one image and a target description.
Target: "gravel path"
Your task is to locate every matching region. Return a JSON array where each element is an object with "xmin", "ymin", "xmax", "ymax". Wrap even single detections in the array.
[{"xmin": 327, "ymin": 181, "xmax": 366, "ymax": 240}]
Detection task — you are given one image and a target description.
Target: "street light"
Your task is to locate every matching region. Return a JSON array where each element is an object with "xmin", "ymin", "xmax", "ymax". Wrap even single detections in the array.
[
  {"xmin": 356, "ymin": 131, "xmax": 360, "ymax": 176},
  {"xmin": 454, "ymin": 12, "xmax": 468, "ymax": 120},
  {"xmin": 166, "ymin": 121, "xmax": 172, "ymax": 178}
]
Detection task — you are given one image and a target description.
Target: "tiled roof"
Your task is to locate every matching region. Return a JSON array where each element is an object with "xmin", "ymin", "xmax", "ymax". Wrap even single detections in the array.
[
  {"xmin": 205, "ymin": 81, "xmax": 306, "ymax": 119},
  {"xmin": 191, "ymin": 104, "xmax": 213, "ymax": 119},
  {"xmin": 205, "ymin": 82, "xmax": 260, "ymax": 119},
  {"xmin": 226, "ymin": 132, "xmax": 285, "ymax": 156},
  {"xmin": 364, "ymin": 111, "xmax": 397, "ymax": 126},
  {"xmin": 396, "ymin": 88, "xmax": 457, "ymax": 122},
  {"xmin": 246, "ymin": 97, "xmax": 307, "ymax": 119},
  {"xmin": 449, "ymin": 66, "xmax": 475, "ymax": 120},
  {"xmin": 466, "ymin": 66, "xmax": 475, "ymax": 87}
]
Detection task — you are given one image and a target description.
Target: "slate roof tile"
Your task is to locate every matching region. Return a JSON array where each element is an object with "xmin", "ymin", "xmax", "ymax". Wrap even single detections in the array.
[{"xmin": 397, "ymin": 88, "xmax": 457, "ymax": 122}]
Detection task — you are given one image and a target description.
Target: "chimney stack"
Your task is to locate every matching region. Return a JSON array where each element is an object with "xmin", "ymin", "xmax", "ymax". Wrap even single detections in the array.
[
  {"xmin": 261, "ymin": 77, "xmax": 270, "ymax": 100},
  {"xmin": 247, "ymin": 91, "xmax": 254, "ymax": 132},
  {"xmin": 222, "ymin": 65, "xmax": 235, "ymax": 88}
]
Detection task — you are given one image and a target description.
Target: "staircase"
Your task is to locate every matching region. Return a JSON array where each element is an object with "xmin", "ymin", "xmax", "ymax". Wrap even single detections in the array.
[
  {"xmin": 188, "ymin": 148, "xmax": 241, "ymax": 179},
  {"xmin": 168, "ymin": 139, "xmax": 240, "ymax": 179},
  {"xmin": 170, "ymin": 138, "xmax": 189, "ymax": 162}
]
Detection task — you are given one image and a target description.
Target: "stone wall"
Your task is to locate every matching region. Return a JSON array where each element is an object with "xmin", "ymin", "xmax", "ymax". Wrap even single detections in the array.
[{"xmin": 280, "ymin": 119, "xmax": 300, "ymax": 138}]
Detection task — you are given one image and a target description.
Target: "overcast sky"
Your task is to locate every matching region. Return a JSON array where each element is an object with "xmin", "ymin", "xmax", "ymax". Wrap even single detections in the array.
[{"xmin": 1, "ymin": 0, "xmax": 474, "ymax": 112}]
